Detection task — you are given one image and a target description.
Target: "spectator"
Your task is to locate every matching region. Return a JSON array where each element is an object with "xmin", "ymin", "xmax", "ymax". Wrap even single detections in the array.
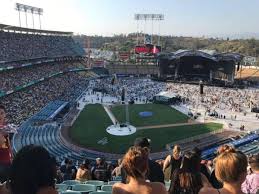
[
  {"xmin": 0, "ymin": 105, "xmax": 12, "ymax": 183},
  {"xmin": 112, "ymin": 146, "xmax": 167, "ymax": 194},
  {"xmin": 121, "ymin": 137, "xmax": 164, "ymax": 184},
  {"xmin": 112, "ymin": 158, "xmax": 122, "ymax": 178},
  {"xmin": 192, "ymin": 147, "xmax": 211, "ymax": 181},
  {"xmin": 199, "ymin": 149, "xmax": 248, "ymax": 194},
  {"xmin": 242, "ymin": 154, "xmax": 259, "ymax": 194},
  {"xmin": 209, "ymin": 145, "xmax": 235, "ymax": 189},
  {"xmin": 76, "ymin": 160, "xmax": 91, "ymax": 182},
  {"xmin": 169, "ymin": 151, "xmax": 210, "ymax": 194},
  {"xmin": 91, "ymin": 158, "xmax": 110, "ymax": 182},
  {"xmin": 0, "ymin": 182, "xmax": 9, "ymax": 194},
  {"xmin": 56, "ymin": 166, "xmax": 64, "ymax": 184},
  {"xmin": 163, "ymin": 144, "xmax": 182, "ymax": 181},
  {"xmin": 60, "ymin": 159, "xmax": 73, "ymax": 181},
  {"xmin": 1, "ymin": 72, "xmax": 88, "ymax": 125},
  {"xmin": 8, "ymin": 145, "xmax": 57, "ymax": 194}
]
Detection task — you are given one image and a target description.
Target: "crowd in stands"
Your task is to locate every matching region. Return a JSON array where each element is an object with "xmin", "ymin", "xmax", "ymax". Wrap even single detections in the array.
[
  {"xmin": 0, "ymin": 29, "xmax": 89, "ymax": 126},
  {"xmin": 0, "ymin": 31, "xmax": 84, "ymax": 62},
  {"xmin": 1, "ymin": 72, "xmax": 88, "ymax": 125},
  {"xmin": 0, "ymin": 136, "xmax": 258, "ymax": 194},
  {"xmin": 0, "ymin": 62, "xmax": 83, "ymax": 92}
]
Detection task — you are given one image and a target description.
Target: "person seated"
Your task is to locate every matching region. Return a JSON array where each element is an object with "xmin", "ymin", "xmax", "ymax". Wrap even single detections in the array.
[
  {"xmin": 112, "ymin": 159, "xmax": 122, "ymax": 178},
  {"xmin": 199, "ymin": 149, "xmax": 248, "ymax": 194},
  {"xmin": 6, "ymin": 145, "xmax": 58, "ymax": 194},
  {"xmin": 168, "ymin": 151, "xmax": 211, "ymax": 194},
  {"xmin": 112, "ymin": 146, "xmax": 167, "ymax": 194},
  {"xmin": 76, "ymin": 160, "xmax": 91, "ymax": 182},
  {"xmin": 242, "ymin": 154, "xmax": 259, "ymax": 194}
]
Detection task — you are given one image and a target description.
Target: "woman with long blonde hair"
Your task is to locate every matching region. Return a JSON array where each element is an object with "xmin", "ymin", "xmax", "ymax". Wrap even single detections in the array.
[{"xmin": 199, "ymin": 149, "xmax": 248, "ymax": 194}]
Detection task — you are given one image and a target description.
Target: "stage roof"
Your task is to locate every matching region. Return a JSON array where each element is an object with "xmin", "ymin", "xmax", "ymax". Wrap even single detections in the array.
[
  {"xmin": 0, "ymin": 23, "xmax": 73, "ymax": 36},
  {"xmin": 157, "ymin": 50, "xmax": 243, "ymax": 63}
]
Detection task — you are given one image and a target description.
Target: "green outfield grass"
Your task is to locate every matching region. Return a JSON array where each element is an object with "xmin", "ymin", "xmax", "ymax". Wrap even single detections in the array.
[
  {"xmin": 69, "ymin": 104, "xmax": 223, "ymax": 153},
  {"xmin": 111, "ymin": 104, "xmax": 189, "ymax": 127}
]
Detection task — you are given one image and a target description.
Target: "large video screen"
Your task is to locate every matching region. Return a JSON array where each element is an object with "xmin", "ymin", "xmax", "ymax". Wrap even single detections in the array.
[{"xmin": 135, "ymin": 44, "xmax": 161, "ymax": 54}]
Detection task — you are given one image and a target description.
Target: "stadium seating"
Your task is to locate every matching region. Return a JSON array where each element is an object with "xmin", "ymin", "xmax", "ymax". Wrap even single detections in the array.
[
  {"xmin": 85, "ymin": 180, "xmax": 104, "ymax": 188},
  {"xmin": 0, "ymin": 31, "xmax": 84, "ymax": 62},
  {"xmin": 62, "ymin": 180, "xmax": 81, "ymax": 187},
  {"xmin": 107, "ymin": 181, "xmax": 120, "ymax": 185},
  {"xmin": 90, "ymin": 192, "xmax": 111, "ymax": 194},
  {"xmin": 72, "ymin": 184, "xmax": 96, "ymax": 192},
  {"xmin": 202, "ymin": 133, "xmax": 259, "ymax": 159},
  {"xmin": 61, "ymin": 191, "xmax": 81, "ymax": 194},
  {"xmin": 101, "ymin": 185, "xmax": 113, "ymax": 192},
  {"xmin": 56, "ymin": 184, "xmax": 69, "ymax": 192}
]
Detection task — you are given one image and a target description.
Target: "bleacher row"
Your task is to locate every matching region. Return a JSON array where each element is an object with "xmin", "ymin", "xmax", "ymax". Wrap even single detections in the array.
[
  {"xmin": 56, "ymin": 180, "xmax": 120, "ymax": 194},
  {"xmin": 202, "ymin": 133, "xmax": 259, "ymax": 159},
  {"xmin": 30, "ymin": 100, "xmax": 66, "ymax": 121},
  {"xmin": 13, "ymin": 101, "xmax": 80, "ymax": 161},
  {"xmin": 13, "ymin": 100, "xmax": 110, "ymax": 162}
]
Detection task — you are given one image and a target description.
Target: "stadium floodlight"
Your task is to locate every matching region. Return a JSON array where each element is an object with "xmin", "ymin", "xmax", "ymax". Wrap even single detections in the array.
[
  {"xmin": 134, "ymin": 14, "xmax": 164, "ymax": 46},
  {"xmin": 134, "ymin": 14, "xmax": 164, "ymax": 21},
  {"xmin": 15, "ymin": 3, "xmax": 44, "ymax": 29}
]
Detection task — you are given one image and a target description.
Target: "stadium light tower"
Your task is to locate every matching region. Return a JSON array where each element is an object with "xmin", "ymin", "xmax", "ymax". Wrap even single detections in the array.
[
  {"xmin": 15, "ymin": 3, "xmax": 44, "ymax": 29},
  {"xmin": 134, "ymin": 14, "xmax": 164, "ymax": 45}
]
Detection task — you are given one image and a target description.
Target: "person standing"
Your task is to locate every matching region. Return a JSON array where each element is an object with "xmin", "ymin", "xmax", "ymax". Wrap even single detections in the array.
[
  {"xmin": 0, "ymin": 105, "xmax": 12, "ymax": 183},
  {"xmin": 121, "ymin": 137, "xmax": 164, "ymax": 184},
  {"xmin": 163, "ymin": 145, "xmax": 182, "ymax": 181}
]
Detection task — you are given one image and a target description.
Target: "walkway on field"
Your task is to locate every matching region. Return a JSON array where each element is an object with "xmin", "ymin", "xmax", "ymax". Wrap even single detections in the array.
[{"xmin": 103, "ymin": 104, "xmax": 118, "ymax": 125}]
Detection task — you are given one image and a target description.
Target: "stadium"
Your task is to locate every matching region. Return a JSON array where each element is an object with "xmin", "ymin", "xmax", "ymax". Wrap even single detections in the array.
[{"xmin": 0, "ymin": 3, "xmax": 259, "ymax": 194}]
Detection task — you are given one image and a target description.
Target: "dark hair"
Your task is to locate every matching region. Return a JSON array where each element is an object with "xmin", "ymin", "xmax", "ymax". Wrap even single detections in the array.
[
  {"xmin": 188, "ymin": 150, "xmax": 202, "ymax": 172},
  {"xmin": 0, "ymin": 105, "xmax": 6, "ymax": 111},
  {"xmin": 83, "ymin": 159, "xmax": 90, "ymax": 166},
  {"xmin": 249, "ymin": 154, "xmax": 259, "ymax": 171},
  {"xmin": 134, "ymin": 137, "xmax": 150, "ymax": 148},
  {"xmin": 192, "ymin": 147, "xmax": 202, "ymax": 158},
  {"xmin": 8, "ymin": 145, "xmax": 57, "ymax": 194},
  {"xmin": 80, "ymin": 159, "xmax": 90, "ymax": 169},
  {"xmin": 169, "ymin": 152, "xmax": 203, "ymax": 194},
  {"xmin": 64, "ymin": 158, "xmax": 69, "ymax": 164}
]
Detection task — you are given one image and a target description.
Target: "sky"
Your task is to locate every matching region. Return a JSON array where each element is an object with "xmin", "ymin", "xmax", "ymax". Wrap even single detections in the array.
[{"xmin": 0, "ymin": 0, "xmax": 259, "ymax": 37}]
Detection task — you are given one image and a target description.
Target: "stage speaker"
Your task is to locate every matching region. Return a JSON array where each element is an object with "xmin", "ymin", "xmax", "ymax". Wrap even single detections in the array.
[{"xmin": 200, "ymin": 84, "xmax": 204, "ymax": 95}]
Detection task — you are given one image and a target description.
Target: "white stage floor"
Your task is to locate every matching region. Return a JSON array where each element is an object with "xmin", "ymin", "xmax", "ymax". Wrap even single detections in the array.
[{"xmin": 106, "ymin": 124, "xmax": 136, "ymax": 136}]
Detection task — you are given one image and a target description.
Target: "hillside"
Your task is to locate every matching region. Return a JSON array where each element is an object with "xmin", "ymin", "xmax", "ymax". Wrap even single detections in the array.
[{"xmin": 73, "ymin": 34, "xmax": 259, "ymax": 65}]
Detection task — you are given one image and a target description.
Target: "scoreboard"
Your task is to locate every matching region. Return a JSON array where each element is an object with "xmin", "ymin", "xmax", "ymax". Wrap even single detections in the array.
[{"xmin": 135, "ymin": 44, "xmax": 161, "ymax": 55}]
